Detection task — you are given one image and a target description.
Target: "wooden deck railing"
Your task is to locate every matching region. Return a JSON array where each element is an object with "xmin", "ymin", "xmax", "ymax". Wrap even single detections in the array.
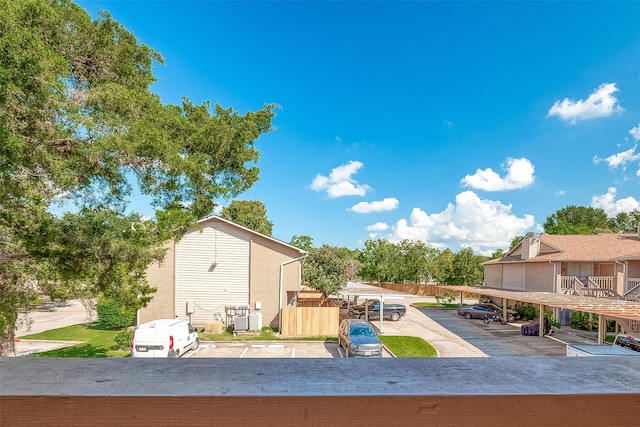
[
  {"xmin": 623, "ymin": 278, "xmax": 640, "ymax": 302},
  {"xmin": 560, "ymin": 276, "xmax": 616, "ymax": 297}
]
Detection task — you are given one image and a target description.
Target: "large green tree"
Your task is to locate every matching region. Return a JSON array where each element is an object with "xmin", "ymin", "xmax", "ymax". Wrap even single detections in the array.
[
  {"xmin": 608, "ymin": 210, "xmax": 640, "ymax": 233},
  {"xmin": 543, "ymin": 206, "xmax": 610, "ymax": 234},
  {"xmin": 302, "ymin": 245, "xmax": 358, "ymax": 296},
  {"xmin": 450, "ymin": 247, "xmax": 486, "ymax": 286},
  {"xmin": 290, "ymin": 235, "xmax": 314, "ymax": 252},
  {"xmin": 0, "ymin": 0, "xmax": 274, "ymax": 355},
  {"xmin": 221, "ymin": 200, "xmax": 274, "ymax": 236}
]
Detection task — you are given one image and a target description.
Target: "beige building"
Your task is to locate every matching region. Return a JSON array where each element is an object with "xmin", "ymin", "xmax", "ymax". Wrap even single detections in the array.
[
  {"xmin": 140, "ymin": 216, "xmax": 308, "ymax": 329},
  {"xmin": 484, "ymin": 231, "xmax": 640, "ymax": 301}
]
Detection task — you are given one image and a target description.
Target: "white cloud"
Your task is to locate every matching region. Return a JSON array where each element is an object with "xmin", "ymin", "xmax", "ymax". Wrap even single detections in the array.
[
  {"xmin": 630, "ymin": 123, "xmax": 640, "ymax": 141},
  {"xmin": 547, "ymin": 83, "xmax": 623, "ymax": 123},
  {"xmin": 598, "ymin": 146, "xmax": 640, "ymax": 169},
  {"xmin": 388, "ymin": 191, "xmax": 535, "ymax": 252},
  {"xmin": 367, "ymin": 222, "xmax": 389, "ymax": 231},
  {"xmin": 461, "ymin": 157, "xmax": 535, "ymax": 191},
  {"xmin": 555, "ymin": 190, "xmax": 566, "ymax": 197},
  {"xmin": 591, "ymin": 187, "xmax": 640, "ymax": 217},
  {"xmin": 349, "ymin": 197, "xmax": 399, "ymax": 213},
  {"xmin": 310, "ymin": 160, "xmax": 371, "ymax": 198}
]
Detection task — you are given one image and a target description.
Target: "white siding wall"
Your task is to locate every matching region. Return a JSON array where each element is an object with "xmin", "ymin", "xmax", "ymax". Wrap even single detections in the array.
[{"xmin": 175, "ymin": 222, "xmax": 250, "ymax": 326}]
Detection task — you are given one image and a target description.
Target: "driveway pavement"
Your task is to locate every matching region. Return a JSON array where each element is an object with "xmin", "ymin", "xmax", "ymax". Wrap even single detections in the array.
[
  {"xmin": 13, "ymin": 299, "xmax": 95, "ymax": 357},
  {"xmin": 367, "ymin": 296, "xmax": 488, "ymax": 357}
]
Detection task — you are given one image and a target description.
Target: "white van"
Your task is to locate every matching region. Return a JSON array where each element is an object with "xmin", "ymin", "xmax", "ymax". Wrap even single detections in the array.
[{"xmin": 131, "ymin": 319, "xmax": 199, "ymax": 358}]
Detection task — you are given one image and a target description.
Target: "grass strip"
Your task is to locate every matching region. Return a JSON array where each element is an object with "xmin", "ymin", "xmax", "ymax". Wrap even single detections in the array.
[{"xmin": 379, "ymin": 335, "xmax": 438, "ymax": 358}]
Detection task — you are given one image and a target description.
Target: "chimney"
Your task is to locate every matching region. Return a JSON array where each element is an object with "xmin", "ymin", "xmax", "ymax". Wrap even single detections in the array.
[{"xmin": 520, "ymin": 232, "xmax": 540, "ymax": 260}]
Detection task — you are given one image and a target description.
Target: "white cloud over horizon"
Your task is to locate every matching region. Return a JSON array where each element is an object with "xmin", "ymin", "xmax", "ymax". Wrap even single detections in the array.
[
  {"xmin": 547, "ymin": 83, "xmax": 623, "ymax": 123},
  {"xmin": 349, "ymin": 197, "xmax": 399, "ymax": 213},
  {"xmin": 367, "ymin": 222, "xmax": 389, "ymax": 232},
  {"xmin": 386, "ymin": 191, "xmax": 536, "ymax": 252},
  {"xmin": 461, "ymin": 157, "xmax": 535, "ymax": 191},
  {"xmin": 591, "ymin": 187, "xmax": 640, "ymax": 217},
  {"xmin": 310, "ymin": 160, "xmax": 372, "ymax": 198}
]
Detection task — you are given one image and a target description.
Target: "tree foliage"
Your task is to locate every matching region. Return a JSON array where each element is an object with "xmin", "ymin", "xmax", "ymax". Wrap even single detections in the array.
[
  {"xmin": 450, "ymin": 247, "xmax": 486, "ymax": 286},
  {"xmin": 608, "ymin": 210, "xmax": 640, "ymax": 233},
  {"xmin": 302, "ymin": 245, "xmax": 358, "ymax": 296},
  {"xmin": 221, "ymin": 200, "xmax": 274, "ymax": 236},
  {"xmin": 290, "ymin": 235, "xmax": 314, "ymax": 252},
  {"xmin": 0, "ymin": 0, "xmax": 274, "ymax": 355},
  {"xmin": 544, "ymin": 206, "xmax": 610, "ymax": 234}
]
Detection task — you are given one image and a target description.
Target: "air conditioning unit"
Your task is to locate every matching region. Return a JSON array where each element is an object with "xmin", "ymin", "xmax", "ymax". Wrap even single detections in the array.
[
  {"xmin": 248, "ymin": 313, "xmax": 262, "ymax": 332},
  {"xmin": 233, "ymin": 315, "xmax": 248, "ymax": 332}
]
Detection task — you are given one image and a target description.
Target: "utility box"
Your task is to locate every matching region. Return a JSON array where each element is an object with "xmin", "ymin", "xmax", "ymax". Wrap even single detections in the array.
[
  {"xmin": 233, "ymin": 315, "xmax": 248, "ymax": 332},
  {"xmin": 248, "ymin": 313, "xmax": 262, "ymax": 332}
]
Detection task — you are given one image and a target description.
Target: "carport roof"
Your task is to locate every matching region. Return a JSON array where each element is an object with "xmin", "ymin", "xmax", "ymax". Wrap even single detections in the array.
[
  {"xmin": 335, "ymin": 282, "xmax": 409, "ymax": 300},
  {"xmin": 437, "ymin": 285, "xmax": 640, "ymax": 322}
]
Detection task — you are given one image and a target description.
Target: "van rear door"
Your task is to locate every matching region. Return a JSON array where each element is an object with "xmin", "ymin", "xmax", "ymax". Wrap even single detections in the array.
[{"xmin": 133, "ymin": 325, "xmax": 169, "ymax": 357}]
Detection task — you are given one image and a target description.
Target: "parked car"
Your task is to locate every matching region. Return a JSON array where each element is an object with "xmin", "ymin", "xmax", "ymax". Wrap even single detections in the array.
[
  {"xmin": 131, "ymin": 319, "xmax": 199, "ymax": 358},
  {"xmin": 476, "ymin": 303, "xmax": 519, "ymax": 321},
  {"xmin": 350, "ymin": 300, "xmax": 406, "ymax": 321},
  {"xmin": 456, "ymin": 304, "xmax": 500, "ymax": 320},
  {"xmin": 338, "ymin": 319, "xmax": 383, "ymax": 357}
]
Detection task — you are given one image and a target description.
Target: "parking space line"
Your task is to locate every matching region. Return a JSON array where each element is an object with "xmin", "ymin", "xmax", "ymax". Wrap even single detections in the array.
[
  {"xmin": 291, "ymin": 347, "xmax": 295, "ymax": 358},
  {"xmin": 239, "ymin": 347, "xmax": 248, "ymax": 358}
]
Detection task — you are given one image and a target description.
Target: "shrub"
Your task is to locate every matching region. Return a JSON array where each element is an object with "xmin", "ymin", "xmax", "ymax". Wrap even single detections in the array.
[
  {"xmin": 571, "ymin": 312, "xmax": 616, "ymax": 332},
  {"xmin": 113, "ymin": 328, "xmax": 134, "ymax": 350},
  {"xmin": 514, "ymin": 302, "xmax": 537, "ymax": 321},
  {"xmin": 435, "ymin": 292, "xmax": 455, "ymax": 304},
  {"xmin": 96, "ymin": 296, "xmax": 136, "ymax": 329}
]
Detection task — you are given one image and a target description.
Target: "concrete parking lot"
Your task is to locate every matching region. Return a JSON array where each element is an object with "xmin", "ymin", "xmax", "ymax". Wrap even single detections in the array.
[{"xmin": 13, "ymin": 297, "xmax": 600, "ymax": 358}]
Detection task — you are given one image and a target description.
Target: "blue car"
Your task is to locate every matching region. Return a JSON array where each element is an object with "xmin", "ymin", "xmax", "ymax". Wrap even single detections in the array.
[{"xmin": 338, "ymin": 319, "xmax": 383, "ymax": 357}]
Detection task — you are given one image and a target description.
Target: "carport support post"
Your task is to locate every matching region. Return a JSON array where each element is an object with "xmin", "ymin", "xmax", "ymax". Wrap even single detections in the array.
[
  {"xmin": 539, "ymin": 305, "xmax": 544, "ymax": 338},
  {"xmin": 502, "ymin": 298, "xmax": 507, "ymax": 322},
  {"xmin": 379, "ymin": 298, "xmax": 385, "ymax": 335},
  {"xmin": 598, "ymin": 316, "xmax": 605, "ymax": 345}
]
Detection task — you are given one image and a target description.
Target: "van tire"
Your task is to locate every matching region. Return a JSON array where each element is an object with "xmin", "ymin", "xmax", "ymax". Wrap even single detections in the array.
[
  {"xmin": 192, "ymin": 338, "xmax": 199, "ymax": 350},
  {"xmin": 168, "ymin": 350, "xmax": 178, "ymax": 358}
]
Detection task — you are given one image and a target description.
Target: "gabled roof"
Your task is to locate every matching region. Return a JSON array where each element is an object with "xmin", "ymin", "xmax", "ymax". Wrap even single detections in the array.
[
  {"xmin": 487, "ymin": 232, "xmax": 640, "ymax": 264},
  {"xmin": 196, "ymin": 215, "xmax": 308, "ymax": 255}
]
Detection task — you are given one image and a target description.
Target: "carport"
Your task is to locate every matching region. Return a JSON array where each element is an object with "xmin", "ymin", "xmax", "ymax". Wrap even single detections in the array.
[
  {"xmin": 336, "ymin": 282, "xmax": 409, "ymax": 334},
  {"xmin": 438, "ymin": 285, "xmax": 640, "ymax": 344}
]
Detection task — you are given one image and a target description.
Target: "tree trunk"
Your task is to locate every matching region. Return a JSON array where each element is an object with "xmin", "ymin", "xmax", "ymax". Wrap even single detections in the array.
[{"xmin": 1, "ymin": 325, "xmax": 17, "ymax": 357}]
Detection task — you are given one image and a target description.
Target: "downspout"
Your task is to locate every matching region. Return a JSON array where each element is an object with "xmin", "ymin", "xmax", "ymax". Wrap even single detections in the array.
[{"xmin": 278, "ymin": 254, "xmax": 308, "ymax": 335}]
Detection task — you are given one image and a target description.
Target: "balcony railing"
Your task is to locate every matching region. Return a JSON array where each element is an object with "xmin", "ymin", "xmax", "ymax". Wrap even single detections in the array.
[
  {"xmin": 623, "ymin": 278, "xmax": 640, "ymax": 302},
  {"xmin": 560, "ymin": 276, "xmax": 616, "ymax": 298}
]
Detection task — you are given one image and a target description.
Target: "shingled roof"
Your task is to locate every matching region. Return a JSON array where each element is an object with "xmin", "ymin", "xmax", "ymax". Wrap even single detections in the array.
[{"xmin": 487, "ymin": 232, "xmax": 640, "ymax": 264}]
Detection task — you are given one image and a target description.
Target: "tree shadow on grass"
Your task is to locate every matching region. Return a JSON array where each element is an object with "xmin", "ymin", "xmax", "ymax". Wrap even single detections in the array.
[{"xmin": 31, "ymin": 343, "xmax": 111, "ymax": 358}]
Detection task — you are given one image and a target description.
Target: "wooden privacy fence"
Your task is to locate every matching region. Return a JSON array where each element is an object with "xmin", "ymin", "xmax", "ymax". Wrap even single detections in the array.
[{"xmin": 280, "ymin": 306, "xmax": 339, "ymax": 337}]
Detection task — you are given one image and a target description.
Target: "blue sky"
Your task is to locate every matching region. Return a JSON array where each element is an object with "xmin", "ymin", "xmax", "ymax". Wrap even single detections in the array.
[{"xmin": 76, "ymin": 1, "xmax": 640, "ymax": 253}]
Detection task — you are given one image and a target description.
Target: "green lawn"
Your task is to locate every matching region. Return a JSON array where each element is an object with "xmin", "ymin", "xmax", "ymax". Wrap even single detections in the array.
[
  {"xmin": 19, "ymin": 323, "xmax": 130, "ymax": 358},
  {"xmin": 379, "ymin": 335, "xmax": 438, "ymax": 357},
  {"xmin": 412, "ymin": 302, "xmax": 459, "ymax": 309}
]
